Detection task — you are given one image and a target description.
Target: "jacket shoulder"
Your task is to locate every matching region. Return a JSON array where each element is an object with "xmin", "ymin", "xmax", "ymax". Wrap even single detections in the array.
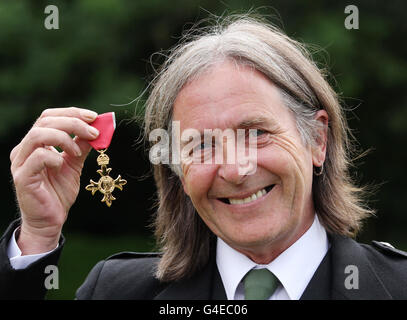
[
  {"xmin": 361, "ymin": 239, "xmax": 407, "ymax": 267},
  {"xmin": 360, "ymin": 240, "xmax": 407, "ymax": 298},
  {"xmin": 370, "ymin": 241, "xmax": 407, "ymax": 258},
  {"xmin": 106, "ymin": 251, "xmax": 162, "ymax": 260},
  {"xmin": 76, "ymin": 251, "xmax": 165, "ymax": 300}
]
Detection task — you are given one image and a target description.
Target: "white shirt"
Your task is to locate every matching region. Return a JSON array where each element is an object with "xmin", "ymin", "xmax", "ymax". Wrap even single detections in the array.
[
  {"xmin": 216, "ymin": 214, "xmax": 329, "ymax": 300},
  {"xmin": 7, "ymin": 227, "xmax": 58, "ymax": 269}
]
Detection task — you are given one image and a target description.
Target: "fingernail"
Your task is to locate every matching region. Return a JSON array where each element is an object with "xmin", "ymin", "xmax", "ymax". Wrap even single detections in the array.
[
  {"xmin": 75, "ymin": 145, "xmax": 82, "ymax": 157},
  {"xmin": 81, "ymin": 110, "xmax": 98, "ymax": 121},
  {"xmin": 88, "ymin": 126, "xmax": 99, "ymax": 138}
]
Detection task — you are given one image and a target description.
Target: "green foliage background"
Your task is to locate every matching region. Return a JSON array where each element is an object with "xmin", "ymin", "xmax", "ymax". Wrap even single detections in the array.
[{"xmin": 0, "ymin": 0, "xmax": 406, "ymax": 299}]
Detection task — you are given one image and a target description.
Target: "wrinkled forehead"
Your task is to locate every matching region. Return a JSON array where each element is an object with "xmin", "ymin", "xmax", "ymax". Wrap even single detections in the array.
[{"xmin": 172, "ymin": 60, "xmax": 289, "ymax": 132}]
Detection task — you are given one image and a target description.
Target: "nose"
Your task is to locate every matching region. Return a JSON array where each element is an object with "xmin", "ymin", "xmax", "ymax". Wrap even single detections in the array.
[{"xmin": 217, "ymin": 163, "xmax": 249, "ymax": 185}]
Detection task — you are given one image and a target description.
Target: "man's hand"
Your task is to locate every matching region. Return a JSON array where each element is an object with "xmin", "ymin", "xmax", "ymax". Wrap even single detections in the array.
[{"xmin": 9, "ymin": 107, "xmax": 100, "ymax": 255}]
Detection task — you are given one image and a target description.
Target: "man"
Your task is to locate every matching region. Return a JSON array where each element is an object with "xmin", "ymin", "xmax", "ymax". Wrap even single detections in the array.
[{"xmin": 2, "ymin": 15, "xmax": 407, "ymax": 300}]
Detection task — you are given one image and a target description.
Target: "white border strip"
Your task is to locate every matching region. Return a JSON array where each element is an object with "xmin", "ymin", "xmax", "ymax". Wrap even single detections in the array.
[{"xmin": 111, "ymin": 112, "xmax": 116, "ymax": 129}]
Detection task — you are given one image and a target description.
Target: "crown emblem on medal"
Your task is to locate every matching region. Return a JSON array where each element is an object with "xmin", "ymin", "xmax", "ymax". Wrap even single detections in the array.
[{"xmin": 97, "ymin": 152, "xmax": 110, "ymax": 166}]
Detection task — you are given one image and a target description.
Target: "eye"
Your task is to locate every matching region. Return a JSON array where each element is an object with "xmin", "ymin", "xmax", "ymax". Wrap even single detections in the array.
[
  {"xmin": 198, "ymin": 142, "xmax": 212, "ymax": 149},
  {"xmin": 249, "ymin": 129, "xmax": 267, "ymax": 137},
  {"xmin": 191, "ymin": 142, "xmax": 212, "ymax": 155}
]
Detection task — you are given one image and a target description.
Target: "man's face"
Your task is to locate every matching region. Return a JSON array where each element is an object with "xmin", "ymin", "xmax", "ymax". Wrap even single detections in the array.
[{"xmin": 173, "ymin": 61, "xmax": 326, "ymax": 262}]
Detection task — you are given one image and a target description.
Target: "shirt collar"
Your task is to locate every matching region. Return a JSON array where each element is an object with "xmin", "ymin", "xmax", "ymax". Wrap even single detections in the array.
[{"xmin": 216, "ymin": 214, "xmax": 329, "ymax": 300}]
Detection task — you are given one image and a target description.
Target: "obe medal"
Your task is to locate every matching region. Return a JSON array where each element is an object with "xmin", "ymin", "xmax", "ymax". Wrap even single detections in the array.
[{"xmin": 84, "ymin": 112, "xmax": 127, "ymax": 207}]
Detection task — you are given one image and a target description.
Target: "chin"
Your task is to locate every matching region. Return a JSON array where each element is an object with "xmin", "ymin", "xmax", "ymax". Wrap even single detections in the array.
[
  {"xmin": 223, "ymin": 224, "xmax": 283, "ymax": 249},
  {"xmin": 238, "ymin": 211, "xmax": 298, "ymax": 242}
]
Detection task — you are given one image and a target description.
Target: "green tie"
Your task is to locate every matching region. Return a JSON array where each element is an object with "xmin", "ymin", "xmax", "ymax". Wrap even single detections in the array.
[{"xmin": 243, "ymin": 268, "xmax": 279, "ymax": 300}]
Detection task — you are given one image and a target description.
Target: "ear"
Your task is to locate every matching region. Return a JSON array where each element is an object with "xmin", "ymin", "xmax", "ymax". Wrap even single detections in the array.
[
  {"xmin": 312, "ymin": 109, "xmax": 329, "ymax": 167},
  {"xmin": 180, "ymin": 177, "xmax": 190, "ymax": 196}
]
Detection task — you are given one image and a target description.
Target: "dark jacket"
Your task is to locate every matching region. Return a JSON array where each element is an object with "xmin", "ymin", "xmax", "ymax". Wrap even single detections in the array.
[{"xmin": 1, "ymin": 219, "xmax": 407, "ymax": 300}]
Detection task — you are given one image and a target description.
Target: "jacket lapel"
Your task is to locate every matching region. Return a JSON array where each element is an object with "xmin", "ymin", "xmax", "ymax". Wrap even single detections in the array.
[
  {"xmin": 329, "ymin": 234, "xmax": 392, "ymax": 299},
  {"xmin": 211, "ymin": 266, "xmax": 228, "ymax": 300},
  {"xmin": 302, "ymin": 234, "xmax": 392, "ymax": 300},
  {"xmin": 154, "ymin": 251, "xmax": 227, "ymax": 300},
  {"xmin": 300, "ymin": 247, "xmax": 332, "ymax": 299}
]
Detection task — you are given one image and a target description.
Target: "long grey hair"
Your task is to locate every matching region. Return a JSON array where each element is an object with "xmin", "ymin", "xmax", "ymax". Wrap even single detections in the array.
[{"xmin": 142, "ymin": 14, "xmax": 374, "ymax": 282}]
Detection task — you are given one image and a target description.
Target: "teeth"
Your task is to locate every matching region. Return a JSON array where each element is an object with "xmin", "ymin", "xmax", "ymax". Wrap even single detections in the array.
[{"xmin": 228, "ymin": 188, "xmax": 268, "ymax": 205}]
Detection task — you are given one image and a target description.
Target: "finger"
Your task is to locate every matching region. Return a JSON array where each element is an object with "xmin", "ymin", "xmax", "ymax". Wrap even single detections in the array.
[
  {"xmin": 35, "ymin": 116, "xmax": 99, "ymax": 141},
  {"xmin": 10, "ymin": 143, "xmax": 21, "ymax": 163},
  {"xmin": 45, "ymin": 145, "xmax": 62, "ymax": 153},
  {"xmin": 38, "ymin": 107, "xmax": 98, "ymax": 123},
  {"xmin": 13, "ymin": 127, "xmax": 82, "ymax": 169},
  {"xmin": 14, "ymin": 148, "xmax": 63, "ymax": 182},
  {"xmin": 11, "ymin": 107, "xmax": 97, "ymax": 164}
]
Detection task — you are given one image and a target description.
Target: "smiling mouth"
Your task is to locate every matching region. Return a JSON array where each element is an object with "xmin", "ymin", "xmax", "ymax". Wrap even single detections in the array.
[{"xmin": 218, "ymin": 184, "xmax": 275, "ymax": 205}]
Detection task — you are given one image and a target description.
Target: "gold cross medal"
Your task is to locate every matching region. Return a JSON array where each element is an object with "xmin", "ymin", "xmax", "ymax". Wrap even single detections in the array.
[{"xmin": 85, "ymin": 112, "xmax": 127, "ymax": 207}]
